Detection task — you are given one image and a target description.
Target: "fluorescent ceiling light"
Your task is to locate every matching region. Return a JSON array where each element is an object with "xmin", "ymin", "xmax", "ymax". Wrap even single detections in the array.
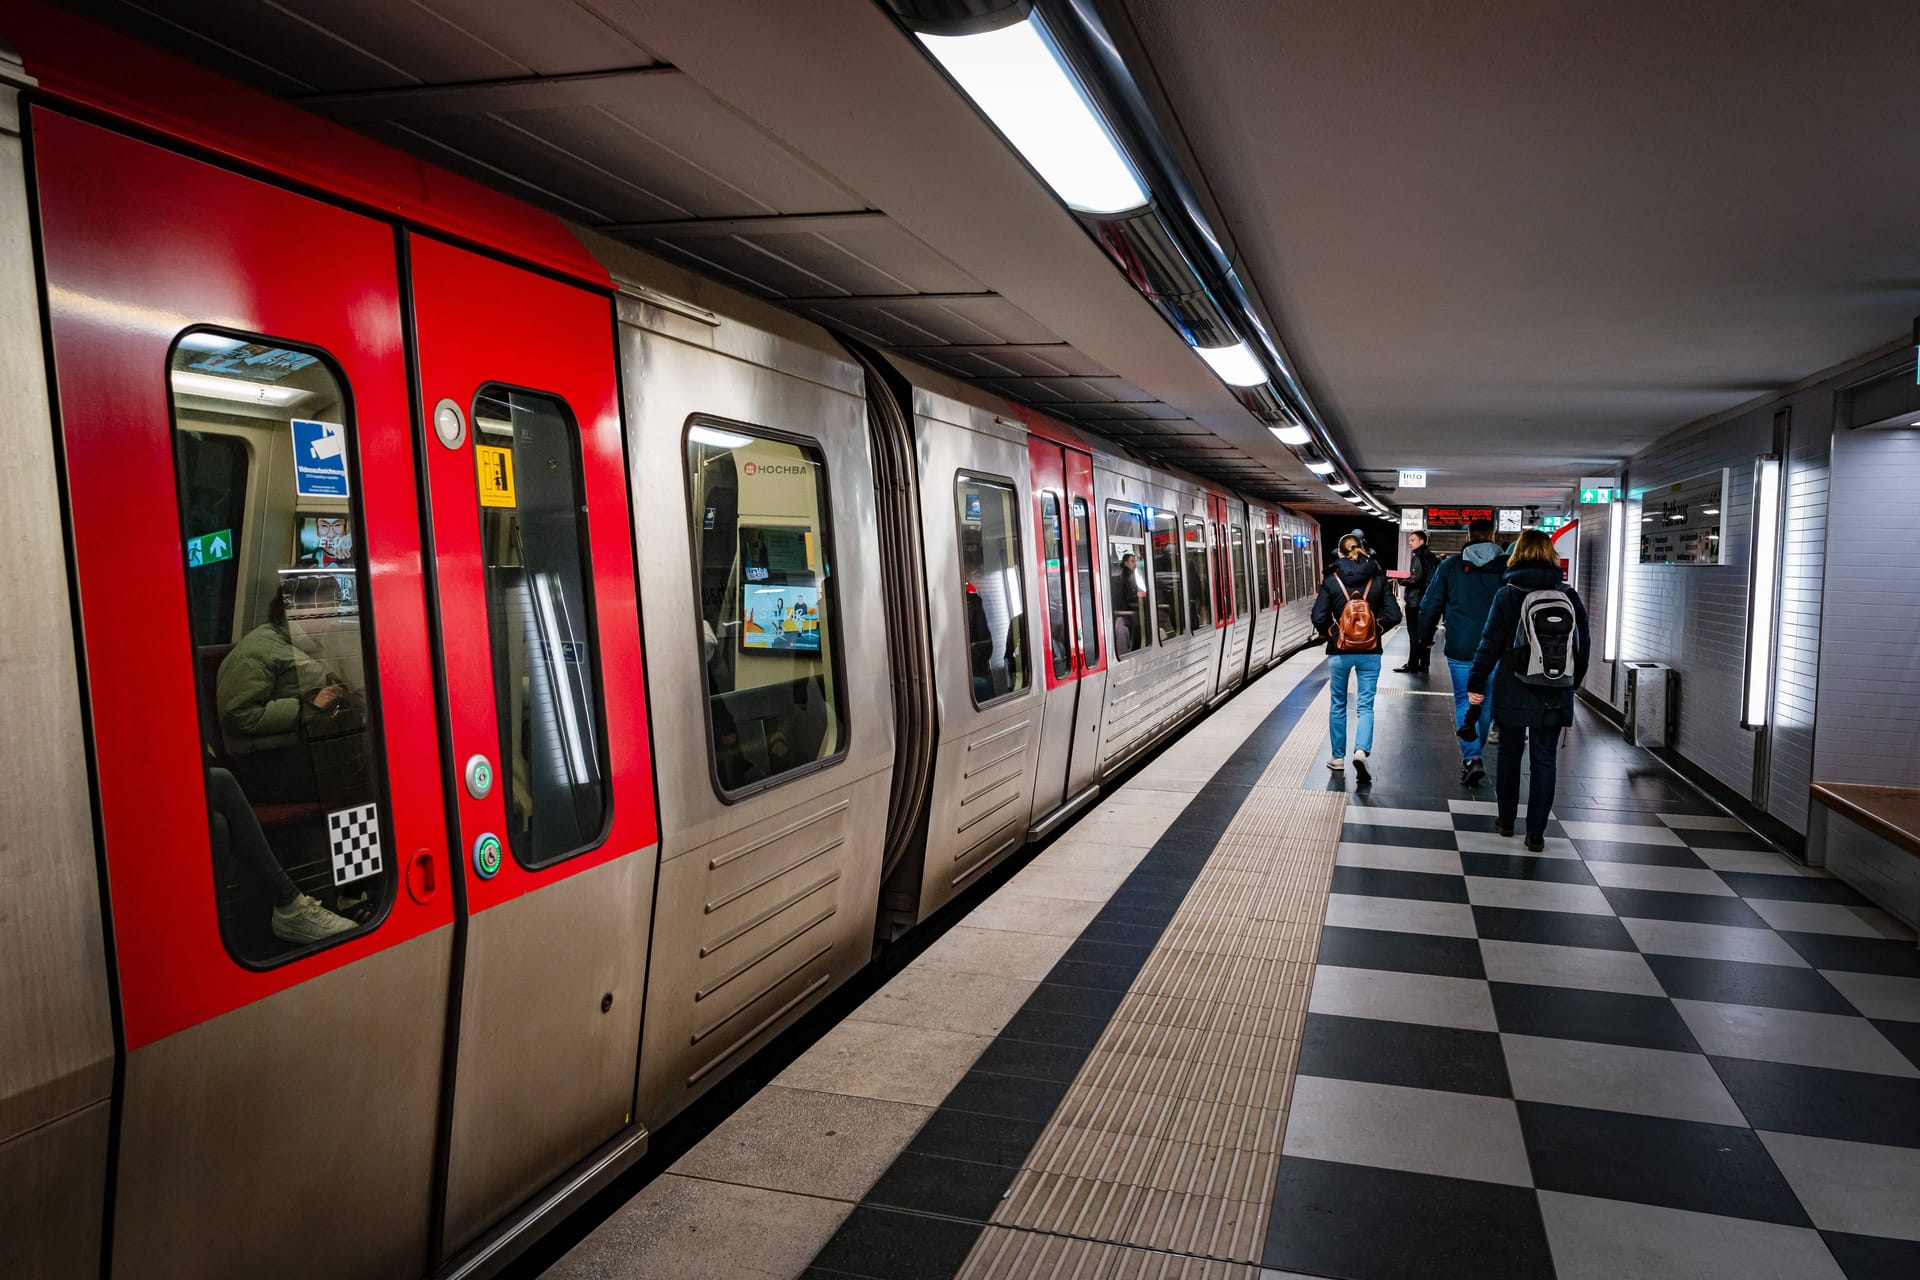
[
  {"xmin": 920, "ymin": 18, "xmax": 1148, "ymax": 215},
  {"xmin": 1193, "ymin": 340, "xmax": 1266, "ymax": 388},
  {"xmin": 1304, "ymin": 459, "xmax": 1335, "ymax": 475},
  {"xmin": 1328, "ymin": 480, "xmax": 1351, "ymax": 491},
  {"xmin": 1702, "ymin": 507, "xmax": 1720, "ymax": 514},
  {"xmin": 1270, "ymin": 423, "xmax": 1311, "ymax": 446},
  {"xmin": 170, "ymin": 369, "xmax": 307, "ymax": 407},
  {"xmin": 688, "ymin": 424, "xmax": 754, "ymax": 449}
]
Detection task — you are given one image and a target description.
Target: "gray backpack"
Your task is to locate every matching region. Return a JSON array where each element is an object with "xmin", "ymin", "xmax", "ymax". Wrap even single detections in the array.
[{"xmin": 1510, "ymin": 589, "xmax": 1576, "ymax": 688}]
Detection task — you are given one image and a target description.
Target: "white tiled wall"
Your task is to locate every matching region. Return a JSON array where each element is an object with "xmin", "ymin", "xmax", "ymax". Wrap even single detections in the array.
[
  {"xmin": 1619, "ymin": 410, "xmax": 1771, "ymax": 799},
  {"xmin": 1812, "ymin": 419, "xmax": 1920, "ymax": 787}
]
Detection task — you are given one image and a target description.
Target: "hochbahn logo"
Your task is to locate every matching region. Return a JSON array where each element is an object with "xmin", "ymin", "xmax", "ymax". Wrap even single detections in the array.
[{"xmin": 743, "ymin": 461, "xmax": 809, "ymax": 476}]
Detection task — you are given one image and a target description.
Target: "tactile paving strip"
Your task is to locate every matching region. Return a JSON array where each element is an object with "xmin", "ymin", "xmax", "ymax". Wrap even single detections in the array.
[{"xmin": 957, "ymin": 692, "xmax": 1342, "ymax": 1274}]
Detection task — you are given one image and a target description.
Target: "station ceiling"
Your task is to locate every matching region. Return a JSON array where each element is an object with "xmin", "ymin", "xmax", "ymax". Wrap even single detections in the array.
[{"xmin": 48, "ymin": 0, "xmax": 1920, "ymax": 512}]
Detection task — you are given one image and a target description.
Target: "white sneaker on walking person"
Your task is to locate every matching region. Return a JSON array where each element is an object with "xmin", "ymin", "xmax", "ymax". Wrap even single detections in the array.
[{"xmin": 1352, "ymin": 749, "xmax": 1372, "ymax": 784}]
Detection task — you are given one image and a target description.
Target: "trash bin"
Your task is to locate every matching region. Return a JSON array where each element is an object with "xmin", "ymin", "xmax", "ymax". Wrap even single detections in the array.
[{"xmin": 1623, "ymin": 662, "xmax": 1673, "ymax": 748}]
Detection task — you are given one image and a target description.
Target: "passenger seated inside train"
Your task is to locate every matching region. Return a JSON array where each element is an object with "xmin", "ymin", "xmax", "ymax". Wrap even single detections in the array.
[{"xmin": 212, "ymin": 574, "xmax": 369, "ymax": 948}]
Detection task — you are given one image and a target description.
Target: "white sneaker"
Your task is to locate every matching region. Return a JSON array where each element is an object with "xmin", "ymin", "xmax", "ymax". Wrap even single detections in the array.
[
  {"xmin": 272, "ymin": 893, "xmax": 357, "ymax": 943},
  {"xmin": 1353, "ymin": 750, "xmax": 1372, "ymax": 784},
  {"xmin": 1327, "ymin": 757, "xmax": 1345, "ymax": 772}
]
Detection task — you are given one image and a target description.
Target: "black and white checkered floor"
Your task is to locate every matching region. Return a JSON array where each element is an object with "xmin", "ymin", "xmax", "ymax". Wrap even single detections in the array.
[{"xmin": 1274, "ymin": 690, "xmax": 1920, "ymax": 1280}]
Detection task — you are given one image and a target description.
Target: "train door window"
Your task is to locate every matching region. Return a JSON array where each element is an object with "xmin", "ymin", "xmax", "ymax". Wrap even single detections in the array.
[
  {"xmin": 475, "ymin": 387, "xmax": 609, "ymax": 867},
  {"xmin": 1182, "ymin": 517, "xmax": 1212, "ymax": 632},
  {"xmin": 1214, "ymin": 522, "xmax": 1231, "ymax": 621},
  {"xmin": 1253, "ymin": 526, "xmax": 1271, "ymax": 611},
  {"xmin": 956, "ymin": 475, "xmax": 1030, "ymax": 705},
  {"xmin": 1039, "ymin": 491, "xmax": 1071, "ymax": 680},
  {"xmin": 1230, "ymin": 522, "xmax": 1250, "ymax": 619},
  {"xmin": 1106, "ymin": 502, "xmax": 1148, "ymax": 657},
  {"xmin": 1149, "ymin": 508, "xmax": 1183, "ymax": 642},
  {"xmin": 169, "ymin": 332, "xmax": 388, "ymax": 967},
  {"xmin": 686, "ymin": 423, "xmax": 847, "ymax": 797},
  {"xmin": 1072, "ymin": 497, "xmax": 1101, "ymax": 667}
]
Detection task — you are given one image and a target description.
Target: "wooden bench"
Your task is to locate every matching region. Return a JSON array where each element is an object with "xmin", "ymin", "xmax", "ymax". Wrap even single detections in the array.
[{"xmin": 1809, "ymin": 783, "xmax": 1920, "ymax": 863}]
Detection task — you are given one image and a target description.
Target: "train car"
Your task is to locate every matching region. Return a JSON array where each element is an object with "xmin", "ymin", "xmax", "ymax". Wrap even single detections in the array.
[{"xmin": 0, "ymin": 6, "xmax": 1324, "ymax": 1278}]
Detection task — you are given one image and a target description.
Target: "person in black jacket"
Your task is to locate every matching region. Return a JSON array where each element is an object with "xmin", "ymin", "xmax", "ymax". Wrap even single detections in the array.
[
  {"xmin": 1310, "ymin": 531, "xmax": 1402, "ymax": 783},
  {"xmin": 1393, "ymin": 530, "xmax": 1440, "ymax": 674},
  {"xmin": 1466, "ymin": 529, "xmax": 1591, "ymax": 850}
]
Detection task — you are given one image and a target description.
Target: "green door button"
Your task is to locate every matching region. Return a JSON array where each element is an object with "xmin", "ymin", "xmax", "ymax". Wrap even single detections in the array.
[{"xmin": 472, "ymin": 832, "xmax": 503, "ymax": 880}]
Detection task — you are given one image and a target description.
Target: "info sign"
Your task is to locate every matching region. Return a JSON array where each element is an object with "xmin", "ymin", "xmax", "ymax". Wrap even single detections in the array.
[
  {"xmin": 1396, "ymin": 469, "xmax": 1428, "ymax": 489},
  {"xmin": 1400, "ymin": 508, "xmax": 1427, "ymax": 532}
]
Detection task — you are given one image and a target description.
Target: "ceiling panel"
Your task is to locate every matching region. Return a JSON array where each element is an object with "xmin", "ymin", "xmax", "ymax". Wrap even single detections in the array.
[{"xmin": 54, "ymin": 0, "xmax": 1326, "ymax": 504}]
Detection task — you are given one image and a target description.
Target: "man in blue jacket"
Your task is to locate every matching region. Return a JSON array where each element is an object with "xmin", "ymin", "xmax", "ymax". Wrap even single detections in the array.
[{"xmin": 1418, "ymin": 519, "xmax": 1507, "ymax": 785}]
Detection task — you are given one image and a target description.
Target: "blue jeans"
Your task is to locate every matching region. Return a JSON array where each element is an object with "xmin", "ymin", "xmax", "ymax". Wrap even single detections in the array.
[
  {"xmin": 1328, "ymin": 654, "xmax": 1381, "ymax": 758},
  {"xmin": 1447, "ymin": 657, "xmax": 1486, "ymax": 762},
  {"xmin": 1496, "ymin": 723, "xmax": 1561, "ymax": 838}
]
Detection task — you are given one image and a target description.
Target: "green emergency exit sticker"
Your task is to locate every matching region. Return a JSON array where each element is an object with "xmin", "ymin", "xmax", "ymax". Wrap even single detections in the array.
[
  {"xmin": 186, "ymin": 529, "xmax": 233, "ymax": 567},
  {"xmin": 1578, "ymin": 487, "xmax": 1615, "ymax": 505}
]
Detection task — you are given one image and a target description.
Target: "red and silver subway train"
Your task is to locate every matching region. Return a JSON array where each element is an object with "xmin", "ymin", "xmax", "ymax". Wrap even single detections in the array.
[{"xmin": 0, "ymin": 6, "xmax": 1323, "ymax": 1278}]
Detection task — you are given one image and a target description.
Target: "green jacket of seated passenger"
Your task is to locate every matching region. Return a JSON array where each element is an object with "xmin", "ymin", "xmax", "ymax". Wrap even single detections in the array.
[{"xmin": 216, "ymin": 620, "xmax": 331, "ymax": 755}]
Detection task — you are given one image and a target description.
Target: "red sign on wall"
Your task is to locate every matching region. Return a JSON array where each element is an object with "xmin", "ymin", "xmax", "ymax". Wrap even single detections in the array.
[{"xmin": 1423, "ymin": 507, "xmax": 1494, "ymax": 527}]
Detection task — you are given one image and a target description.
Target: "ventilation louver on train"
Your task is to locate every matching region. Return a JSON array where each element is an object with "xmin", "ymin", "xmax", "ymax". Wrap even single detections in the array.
[{"xmin": 881, "ymin": 0, "xmax": 1391, "ymax": 517}]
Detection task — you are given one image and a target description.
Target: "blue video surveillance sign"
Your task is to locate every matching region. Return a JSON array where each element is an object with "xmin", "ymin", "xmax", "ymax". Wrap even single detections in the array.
[{"xmin": 291, "ymin": 419, "xmax": 349, "ymax": 498}]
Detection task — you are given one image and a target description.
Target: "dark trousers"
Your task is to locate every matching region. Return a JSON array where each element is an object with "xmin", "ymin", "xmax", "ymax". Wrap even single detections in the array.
[
  {"xmin": 208, "ymin": 765, "xmax": 301, "ymax": 907},
  {"xmin": 1495, "ymin": 721, "xmax": 1561, "ymax": 837},
  {"xmin": 1403, "ymin": 595, "xmax": 1431, "ymax": 669}
]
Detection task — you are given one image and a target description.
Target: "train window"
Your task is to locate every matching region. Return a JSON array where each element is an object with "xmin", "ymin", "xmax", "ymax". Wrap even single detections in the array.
[
  {"xmin": 1072, "ymin": 498, "xmax": 1101, "ymax": 668},
  {"xmin": 1106, "ymin": 502, "xmax": 1148, "ymax": 657},
  {"xmin": 169, "ymin": 331, "xmax": 388, "ymax": 968},
  {"xmin": 1039, "ymin": 492, "xmax": 1071, "ymax": 680},
  {"xmin": 1183, "ymin": 517, "xmax": 1212, "ymax": 633},
  {"xmin": 1230, "ymin": 522, "xmax": 1250, "ymax": 619},
  {"xmin": 686, "ymin": 422, "xmax": 847, "ymax": 797},
  {"xmin": 956, "ymin": 475, "xmax": 1031, "ymax": 705},
  {"xmin": 1253, "ymin": 526, "xmax": 1271, "ymax": 611},
  {"xmin": 1150, "ymin": 508, "xmax": 1183, "ymax": 642},
  {"xmin": 476, "ymin": 387, "xmax": 608, "ymax": 867}
]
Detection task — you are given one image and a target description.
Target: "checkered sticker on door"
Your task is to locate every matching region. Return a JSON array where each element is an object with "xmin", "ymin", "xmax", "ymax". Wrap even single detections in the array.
[{"xmin": 327, "ymin": 803, "xmax": 383, "ymax": 885}]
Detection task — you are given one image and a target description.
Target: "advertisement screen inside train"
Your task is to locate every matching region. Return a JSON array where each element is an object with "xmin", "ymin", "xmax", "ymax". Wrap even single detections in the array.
[{"xmin": 739, "ymin": 525, "xmax": 822, "ymax": 652}]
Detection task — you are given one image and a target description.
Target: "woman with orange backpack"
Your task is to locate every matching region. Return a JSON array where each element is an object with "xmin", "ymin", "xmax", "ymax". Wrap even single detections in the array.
[{"xmin": 1310, "ymin": 531, "xmax": 1402, "ymax": 782}]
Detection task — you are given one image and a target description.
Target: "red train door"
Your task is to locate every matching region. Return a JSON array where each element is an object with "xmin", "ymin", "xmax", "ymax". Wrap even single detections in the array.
[
  {"xmin": 405, "ymin": 234, "xmax": 658, "ymax": 1258},
  {"xmin": 33, "ymin": 110, "xmax": 453, "ymax": 1279},
  {"xmin": 1026, "ymin": 437, "xmax": 1105, "ymax": 826}
]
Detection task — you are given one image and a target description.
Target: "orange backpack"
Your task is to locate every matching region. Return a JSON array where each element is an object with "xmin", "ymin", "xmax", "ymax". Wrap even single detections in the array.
[{"xmin": 1335, "ymin": 577, "xmax": 1378, "ymax": 651}]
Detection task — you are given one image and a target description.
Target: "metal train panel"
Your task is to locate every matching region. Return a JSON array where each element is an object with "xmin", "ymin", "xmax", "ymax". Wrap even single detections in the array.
[{"xmin": 607, "ymin": 272, "xmax": 891, "ymax": 1127}]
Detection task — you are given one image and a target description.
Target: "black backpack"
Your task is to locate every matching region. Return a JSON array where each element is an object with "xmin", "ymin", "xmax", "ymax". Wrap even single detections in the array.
[{"xmin": 1509, "ymin": 589, "xmax": 1577, "ymax": 688}]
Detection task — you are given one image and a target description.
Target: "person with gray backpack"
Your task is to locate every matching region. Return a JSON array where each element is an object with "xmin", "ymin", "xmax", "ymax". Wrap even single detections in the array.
[{"xmin": 1465, "ymin": 528, "xmax": 1590, "ymax": 850}]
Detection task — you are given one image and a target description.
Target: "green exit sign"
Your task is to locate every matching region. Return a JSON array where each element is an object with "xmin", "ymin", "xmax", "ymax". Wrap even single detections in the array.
[
  {"xmin": 186, "ymin": 528, "xmax": 233, "ymax": 567},
  {"xmin": 1579, "ymin": 487, "xmax": 1616, "ymax": 504}
]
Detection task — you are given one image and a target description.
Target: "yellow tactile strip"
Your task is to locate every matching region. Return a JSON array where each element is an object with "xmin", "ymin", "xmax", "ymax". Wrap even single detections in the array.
[{"xmin": 957, "ymin": 693, "xmax": 1342, "ymax": 1273}]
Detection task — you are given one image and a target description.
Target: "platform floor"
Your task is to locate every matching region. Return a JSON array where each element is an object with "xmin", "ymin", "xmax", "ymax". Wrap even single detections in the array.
[{"xmin": 548, "ymin": 640, "xmax": 1920, "ymax": 1280}]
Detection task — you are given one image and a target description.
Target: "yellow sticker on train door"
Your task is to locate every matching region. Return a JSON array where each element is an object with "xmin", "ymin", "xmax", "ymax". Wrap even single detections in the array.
[{"xmin": 475, "ymin": 444, "xmax": 517, "ymax": 508}]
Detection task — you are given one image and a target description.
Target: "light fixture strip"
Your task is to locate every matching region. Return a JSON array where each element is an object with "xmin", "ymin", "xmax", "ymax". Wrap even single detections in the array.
[
  {"xmin": 1741, "ymin": 455, "xmax": 1783, "ymax": 728},
  {"xmin": 1604, "ymin": 495, "xmax": 1625, "ymax": 663},
  {"xmin": 917, "ymin": 17, "xmax": 1148, "ymax": 216}
]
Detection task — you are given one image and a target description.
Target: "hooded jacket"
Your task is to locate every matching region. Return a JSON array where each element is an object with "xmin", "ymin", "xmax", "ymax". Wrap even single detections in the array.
[
  {"xmin": 1310, "ymin": 555, "xmax": 1402, "ymax": 656},
  {"xmin": 1466, "ymin": 565, "xmax": 1592, "ymax": 727},
  {"xmin": 1418, "ymin": 541, "xmax": 1510, "ymax": 662}
]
